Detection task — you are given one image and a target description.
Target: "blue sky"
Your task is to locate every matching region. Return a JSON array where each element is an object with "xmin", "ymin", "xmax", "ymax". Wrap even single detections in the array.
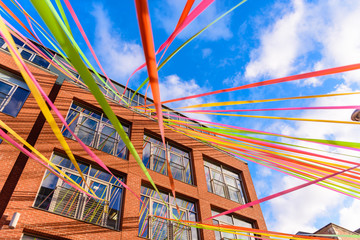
[{"xmin": 3, "ymin": 0, "xmax": 360, "ymax": 234}]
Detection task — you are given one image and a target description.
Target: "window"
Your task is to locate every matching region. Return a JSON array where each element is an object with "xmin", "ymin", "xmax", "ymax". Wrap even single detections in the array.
[
  {"xmin": 212, "ymin": 209, "xmax": 254, "ymax": 240},
  {"xmin": 62, "ymin": 102, "xmax": 129, "ymax": 159},
  {"xmin": 204, "ymin": 160, "xmax": 247, "ymax": 204},
  {"xmin": 34, "ymin": 153, "xmax": 124, "ymax": 230},
  {"xmin": 21, "ymin": 234, "xmax": 50, "ymax": 240},
  {"xmin": 0, "ymin": 35, "xmax": 50, "ymax": 69},
  {"xmin": 0, "ymin": 37, "xmax": 6, "ymax": 48},
  {"xmin": 138, "ymin": 186, "xmax": 199, "ymax": 240},
  {"xmin": 0, "ymin": 69, "xmax": 30, "ymax": 117},
  {"xmin": 142, "ymin": 134, "xmax": 193, "ymax": 184}
]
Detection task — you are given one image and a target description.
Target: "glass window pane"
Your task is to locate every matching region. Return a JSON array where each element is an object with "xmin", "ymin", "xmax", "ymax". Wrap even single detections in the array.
[
  {"xmin": 212, "ymin": 171, "xmax": 223, "ymax": 182},
  {"xmin": 138, "ymin": 196, "xmax": 150, "ymax": 237},
  {"xmin": 183, "ymin": 157, "xmax": 192, "ymax": 184},
  {"xmin": 225, "ymin": 175, "xmax": 237, "ymax": 188},
  {"xmin": 51, "ymin": 154, "xmax": 89, "ymax": 174},
  {"xmin": 2, "ymin": 87, "xmax": 30, "ymax": 117},
  {"xmin": 149, "ymin": 217, "xmax": 168, "ymax": 240},
  {"xmin": 110, "ymin": 175, "xmax": 123, "ymax": 187},
  {"xmin": 190, "ymin": 212, "xmax": 198, "ymax": 240},
  {"xmin": 32, "ymin": 55, "xmax": 50, "ymax": 68},
  {"xmin": 228, "ymin": 186, "xmax": 241, "ymax": 203},
  {"xmin": 90, "ymin": 167, "xmax": 111, "ymax": 182},
  {"xmin": 152, "ymin": 201, "xmax": 167, "ymax": 217},
  {"xmin": 213, "ymin": 181, "xmax": 226, "ymax": 197},
  {"xmin": 20, "ymin": 50, "xmax": 33, "ymax": 60},
  {"xmin": 62, "ymin": 109, "xmax": 80, "ymax": 138},
  {"xmin": 170, "ymin": 153, "xmax": 184, "ymax": 182},
  {"xmin": 213, "ymin": 219, "xmax": 222, "ymax": 240},
  {"xmin": 12, "ymin": 35, "xmax": 24, "ymax": 46},
  {"xmin": 34, "ymin": 170, "xmax": 59, "ymax": 210},
  {"xmin": 98, "ymin": 126, "xmax": 116, "ymax": 155},
  {"xmin": 142, "ymin": 141, "xmax": 151, "ymax": 168},
  {"xmin": 233, "ymin": 218, "xmax": 254, "ymax": 240},
  {"xmin": 172, "ymin": 208, "xmax": 189, "ymax": 240},
  {"xmin": 116, "ymin": 140, "xmax": 127, "ymax": 159},
  {"xmin": 139, "ymin": 95, "xmax": 145, "ymax": 105},
  {"xmin": 143, "ymin": 135, "xmax": 193, "ymax": 185},
  {"xmin": 223, "ymin": 168, "xmax": 239, "ymax": 179},
  {"xmin": 0, "ymin": 37, "xmax": 5, "ymax": 47},
  {"xmin": 0, "ymin": 80, "xmax": 13, "ymax": 104},
  {"xmin": 77, "ymin": 117, "xmax": 98, "ymax": 146},
  {"xmin": 204, "ymin": 166, "xmax": 212, "ymax": 192},
  {"xmin": 212, "ymin": 210, "xmax": 233, "ymax": 225}
]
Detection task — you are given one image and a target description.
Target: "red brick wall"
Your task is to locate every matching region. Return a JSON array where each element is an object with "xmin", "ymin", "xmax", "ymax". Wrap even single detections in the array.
[{"xmin": 0, "ymin": 49, "xmax": 266, "ymax": 239}]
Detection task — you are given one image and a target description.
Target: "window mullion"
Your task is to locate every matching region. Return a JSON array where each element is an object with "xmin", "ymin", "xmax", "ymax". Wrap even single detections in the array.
[
  {"xmin": 0, "ymin": 82, "xmax": 16, "ymax": 111},
  {"xmin": 220, "ymin": 165, "xmax": 230, "ymax": 200}
]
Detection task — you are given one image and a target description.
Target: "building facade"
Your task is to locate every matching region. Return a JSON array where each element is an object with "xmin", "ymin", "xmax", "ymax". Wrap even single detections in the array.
[
  {"xmin": 296, "ymin": 223, "xmax": 360, "ymax": 240},
  {"xmin": 0, "ymin": 36, "xmax": 266, "ymax": 239}
]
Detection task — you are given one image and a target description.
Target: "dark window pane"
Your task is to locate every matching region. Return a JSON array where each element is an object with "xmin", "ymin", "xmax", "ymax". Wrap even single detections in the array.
[
  {"xmin": 116, "ymin": 140, "xmax": 127, "ymax": 159},
  {"xmin": 0, "ymin": 81, "xmax": 12, "ymax": 104},
  {"xmin": 51, "ymin": 155, "xmax": 89, "ymax": 174},
  {"xmin": 32, "ymin": 55, "xmax": 50, "ymax": 68},
  {"xmin": 20, "ymin": 50, "xmax": 33, "ymax": 60},
  {"xmin": 62, "ymin": 109, "xmax": 79, "ymax": 138},
  {"xmin": 12, "ymin": 35, "xmax": 24, "ymax": 46},
  {"xmin": 138, "ymin": 196, "xmax": 150, "ymax": 237},
  {"xmin": 34, "ymin": 170, "xmax": 59, "ymax": 210},
  {"xmin": 142, "ymin": 141, "xmax": 151, "ymax": 168},
  {"xmin": 2, "ymin": 87, "xmax": 30, "ymax": 117},
  {"xmin": 0, "ymin": 37, "xmax": 5, "ymax": 47},
  {"xmin": 107, "ymin": 186, "xmax": 122, "ymax": 229}
]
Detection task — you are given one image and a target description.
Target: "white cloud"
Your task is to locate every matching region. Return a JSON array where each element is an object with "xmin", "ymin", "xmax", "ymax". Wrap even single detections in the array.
[
  {"xmin": 268, "ymin": 176, "xmax": 345, "ymax": 234},
  {"xmin": 242, "ymin": 0, "xmax": 360, "ymax": 234},
  {"xmin": 91, "ymin": 3, "xmax": 144, "ymax": 81},
  {"xmin": 242, "ymin": 0, "xmax": 360, "ymax": 85},
  {"xmin": 339, "ymin": 199, "xmax": 360, "ymax": 231},
  {"xmin": 262, "ymin": 83, "xmax": 360, "ymax": 233},
  {"xmin": 245, "ymin": 0, "xmax": 307, "ymax": 80},
  {"xmin": 156, "ymin": 0, "xmax": 232, "ymax": 41},
  {"xmin": 149, "ymin": 74, "xmax": 213, "ymax": 122}
]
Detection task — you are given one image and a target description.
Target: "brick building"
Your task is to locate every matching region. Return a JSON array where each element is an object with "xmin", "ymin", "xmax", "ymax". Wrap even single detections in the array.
[
  {"xmin": 0, "ymin": 36, "xmax": 266, "ymax": 239},
  {"xmin": 295, "ymin": 223, "xmax": 360, "ymax": 240}
]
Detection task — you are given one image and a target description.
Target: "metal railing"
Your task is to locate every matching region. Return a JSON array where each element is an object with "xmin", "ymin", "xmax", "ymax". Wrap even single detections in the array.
[
  {"xmin": 45, "ymin": 186, "xmax": 113, "ymax": 229},
  {"xmin": 148, "ymin": 216, "xmax": 191, "ymax": 240}
]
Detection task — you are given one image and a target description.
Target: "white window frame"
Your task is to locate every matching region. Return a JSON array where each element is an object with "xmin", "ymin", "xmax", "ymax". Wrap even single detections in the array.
[
  {"xmin": 140, "ymin": 188, "xmax": 197, "ymax": 240},
  {"xmin": 0, "ymin": 78, "xmax": 17, "ymax": 111},
  {"xmin": 143, "ymin": 136, "xmax": 193, "ymax": 184},
  {"xmin": 205, "ymin": 161, "xmax": 247, "ymax": 204},
  {"xmin": 34, "ymin": 154, "xmax": 124, "ymax": 230},
  {"xmin": 212, "ymin": 210, "xmax": 254, "ymax": 240},
  {"xmin": 64, "ymin": 103, "xmax": 130, "ymax": 159}
]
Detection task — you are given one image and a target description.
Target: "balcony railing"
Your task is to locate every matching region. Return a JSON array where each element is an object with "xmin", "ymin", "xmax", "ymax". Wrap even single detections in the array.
[
  {"xmin": 148, "ymin": 216, "xmax": 191, "ymax": 240},
  {"xmin": 40, "ymin": 186, "xmax": 116, "ymax": 229}
]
